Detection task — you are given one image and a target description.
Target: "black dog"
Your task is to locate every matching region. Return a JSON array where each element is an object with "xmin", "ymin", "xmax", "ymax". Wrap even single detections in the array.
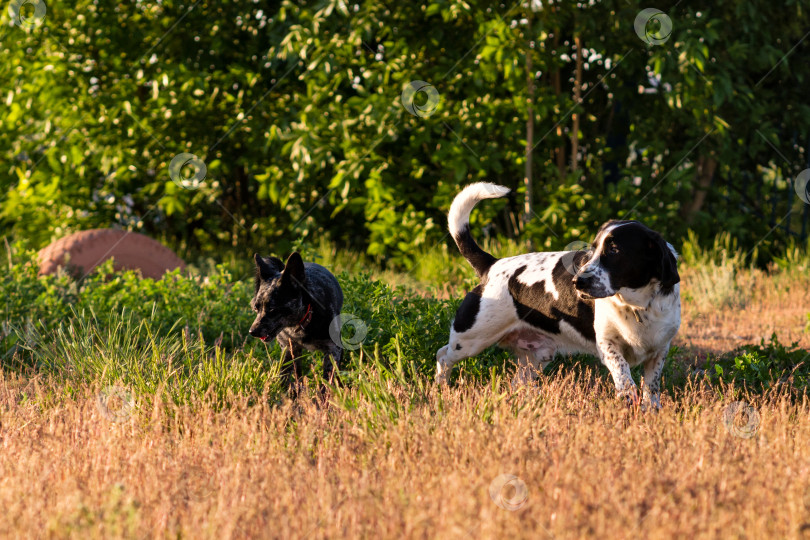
[{"xmin": 249, "ymin": 252, "xmax": 344, "ymax": 391}]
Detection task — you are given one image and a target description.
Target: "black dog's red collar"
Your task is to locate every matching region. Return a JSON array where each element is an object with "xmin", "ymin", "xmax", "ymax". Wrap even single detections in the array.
[{"xmin": 298, "ymin": 304, "xmax": 313, "ymax": 329}]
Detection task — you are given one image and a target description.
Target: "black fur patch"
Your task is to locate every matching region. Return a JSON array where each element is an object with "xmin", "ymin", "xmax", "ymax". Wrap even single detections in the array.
[
  {"xmin": 454, "ymin": 224, "xmax": 497, "ymax": 279},
  {"xmin": 508, "ymin": 257, "xmax": 596, "ymax": 342},
  {"xmin": 453, "ymin": 284, "xmax": 483, "ymax": 333}
]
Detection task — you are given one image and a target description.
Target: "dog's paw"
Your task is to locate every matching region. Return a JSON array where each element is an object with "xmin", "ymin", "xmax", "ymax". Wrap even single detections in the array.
[
  {"xmin": 287, "ymin": 380, "xmax": 305, "ymax": 400},
  {"xmin": 617, "ymin": 387, "xmax": 641, "ymax": 408},
  {"xmin": 317, "ymin": 384, "xmax": 333, "ymax": 407},
  {"xmin": 510, "ymin": 370, "xmax": 539, "ymax": 392},
  {"xmin": 435, "ymin": 346, "xmax": 452, "ymax": 385},
  {"xmin": 641, "ymin": 393, "xmax": 662, "ymax": 413},
  {"xmin": 435, "ymin": 363, "xmax": 452, "ymax": 385}
]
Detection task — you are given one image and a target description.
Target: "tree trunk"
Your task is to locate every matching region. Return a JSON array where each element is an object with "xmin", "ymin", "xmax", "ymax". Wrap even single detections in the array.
[
  {"xmin": 571, "ymin": 33, "xmax": 583, "ymax": 173},
  {"xmin": 682, "ymin": 156, "xmax": 717, "ymax": 223},
  {"xmin": 523, "ymin": 14, "xmax": 535, "ymax": 227},
  {"xmin": 552, "ymin": 29, "xmax": 565, "ymax": 178}
]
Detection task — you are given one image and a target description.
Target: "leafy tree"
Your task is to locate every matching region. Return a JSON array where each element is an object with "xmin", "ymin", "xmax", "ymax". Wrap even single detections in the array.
[{"xmin": 2, "ymin": 0, "xmax": 809, "ymax": 265}]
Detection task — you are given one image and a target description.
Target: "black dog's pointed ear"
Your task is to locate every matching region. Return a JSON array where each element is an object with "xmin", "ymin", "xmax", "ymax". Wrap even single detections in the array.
[
  {"xmin": 648, "ymin": 234, "xmax": 680, "ymax": 291},
  {"xmin": 254, "ymin": 253, "xmax": 284, "ymax": 285},
  {"xmin": 281, "ymin": 251, "xmax": 306, "ymax": 287},
  {"xmin": 254, "ymin": 253, "xmax": 273, "ymax": 281}
]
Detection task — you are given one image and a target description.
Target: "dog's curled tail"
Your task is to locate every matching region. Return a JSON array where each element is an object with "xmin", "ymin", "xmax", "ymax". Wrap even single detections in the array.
[{"xmin": 448, "ymin": 182, "xmax": 510, "ymax": 278}]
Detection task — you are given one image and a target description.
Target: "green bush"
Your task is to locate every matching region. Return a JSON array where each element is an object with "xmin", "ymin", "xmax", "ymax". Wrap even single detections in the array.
[
  {"xmin": 1, "ymin": 250, "xmax": 256, "ymax": 358},
  {"xmin": 707, "ymin": 335, "xmax": 810, "ymax": 395},
  {"xmin": 0, "ymin": 246, "xmax": 511, "ymax": 389},
  {"xmin": 3, "ymin": 1, "xmax": 809, "ymax": 264}
]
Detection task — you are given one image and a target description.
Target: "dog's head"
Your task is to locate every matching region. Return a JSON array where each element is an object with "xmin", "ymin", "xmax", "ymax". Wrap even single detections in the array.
[
  {"xmin": 249, "ymin": 252, "xmax": 309, "ymax": 342},
  {"xmin": 573, "ymin": 220, "xmax": 679, "ymax": 300}
]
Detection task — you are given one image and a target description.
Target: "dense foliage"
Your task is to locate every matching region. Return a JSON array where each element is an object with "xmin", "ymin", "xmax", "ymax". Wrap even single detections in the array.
[{"xmin": 2, "ymin": 0, "xmax": 810, "ymax": 265}]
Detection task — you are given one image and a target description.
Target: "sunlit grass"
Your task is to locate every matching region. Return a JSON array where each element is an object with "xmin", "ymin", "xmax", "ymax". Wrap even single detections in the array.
[
  {"xmin": 1, "ymin": 233, "xmax": 810, "ymax": 538},
  {"xmin": 2, "ymin": 368, "xmax": 808, "ymax": 539}
]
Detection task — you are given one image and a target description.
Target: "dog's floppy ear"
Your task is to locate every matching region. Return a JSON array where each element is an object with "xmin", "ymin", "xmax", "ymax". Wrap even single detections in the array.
[
  {"xmin": 647, "ymin": 233, "xmax": 679, "ymax": 291},
  {"xmin": 281, "ymin": 251, "xmax": 306, "ymax": 287}
]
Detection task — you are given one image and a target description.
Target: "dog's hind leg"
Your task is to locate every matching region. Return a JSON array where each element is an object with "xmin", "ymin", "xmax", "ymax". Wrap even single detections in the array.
[
  {"xmin": 437, "ymin": 287, "xmax": 517, "ymax": 384},
  {"xmin": 511, "ymin": 346, "xmax": 555, "ymax": 390},
  {"xmin": 435, "ymin": 344, "xmax": 454, "ymax": 383},
  {"xmin": 502, "ymin": 330, "xmax": 556, "ymax": 389},
  {"xmin": 436, "ymin": 333, "xmax": 501, "ymax": 384}
]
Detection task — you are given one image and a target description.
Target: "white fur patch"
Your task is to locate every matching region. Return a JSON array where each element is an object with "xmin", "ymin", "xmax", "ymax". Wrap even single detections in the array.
[
  {"xmin": 448, "ymin": 182, "xmax": 510, "ymax": 239},
  {"xmin": 492, "ymin": 252, "xmax": 565, "ymax": 300}
]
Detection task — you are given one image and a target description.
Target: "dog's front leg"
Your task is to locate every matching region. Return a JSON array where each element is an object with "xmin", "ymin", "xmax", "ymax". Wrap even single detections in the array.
[
  {"xmin": 641, "ymin": 348, "xmax": 668, "ymax": 411},
  {"xmin": 323, "ymin": 344, "xmax": 342, "ymax": 384},
  {"xmin": 597, "ymin": 339, "xmax": 638, "ymax": 405},
  {"xmin": 278, "ymin": 340, "xmax": 302, "ymax": 395}
]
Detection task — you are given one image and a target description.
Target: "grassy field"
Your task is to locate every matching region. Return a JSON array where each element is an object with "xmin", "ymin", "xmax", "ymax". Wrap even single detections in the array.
[{"xmin": 2, "ymin": 236, "xmax": 810, "ymax": 539}]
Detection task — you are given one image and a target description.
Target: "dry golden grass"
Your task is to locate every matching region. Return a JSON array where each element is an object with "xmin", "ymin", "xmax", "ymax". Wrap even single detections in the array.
[
  {"xmin": 680, "ymin": 264, "xmax": 810, "ymax": 354},
  {"xmin": 2, "ymin": 371, "xmax": 810, "ymax": 539},
  {"xmin": 1, "ymin": 264, "xmax": 809, "ymax": 539}
]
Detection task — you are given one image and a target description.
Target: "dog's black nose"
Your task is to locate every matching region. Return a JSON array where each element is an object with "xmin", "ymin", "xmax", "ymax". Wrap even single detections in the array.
[{"xmin": 248, "ymin": 326, "xmax": 260, "ymax": 337}]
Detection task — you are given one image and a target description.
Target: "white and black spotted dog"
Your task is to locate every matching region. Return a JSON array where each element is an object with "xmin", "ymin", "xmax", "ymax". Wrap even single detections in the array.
[{"xmin": 435, "ymin": 183, "xmax": 681, "ymax": 409}]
